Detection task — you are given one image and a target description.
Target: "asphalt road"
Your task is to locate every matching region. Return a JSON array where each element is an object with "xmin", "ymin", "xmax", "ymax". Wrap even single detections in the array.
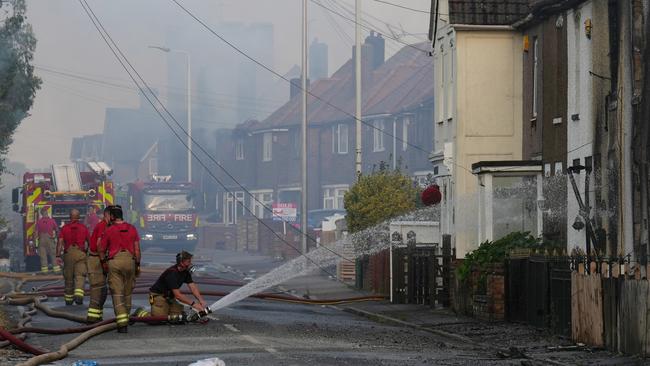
[
  {"xmin": 7, "ymin": 247, "xmax": 638, "ymax": 366},
  {"xmin": 2, "ymin": 247, "xmax": 518, "ymax": 366}
]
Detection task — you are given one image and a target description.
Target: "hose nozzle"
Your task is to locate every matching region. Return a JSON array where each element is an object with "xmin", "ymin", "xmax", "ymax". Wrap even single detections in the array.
[{"xmin": 187, "ymin": 306, "xmax": 212, "ymax": 322}]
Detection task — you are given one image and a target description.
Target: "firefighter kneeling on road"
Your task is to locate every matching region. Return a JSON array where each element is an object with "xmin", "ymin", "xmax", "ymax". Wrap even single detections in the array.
[
  {"xmin": 99, "ymin": 205, "xmax": 141, "ymax": 333},
  {"xmin": 142, "ymin": 251, "xmax": 208, "ymax": 321},
  {"xmin": 86, "ymin": 205, "xmax": 113, "ymax": 323},
  {"xmin": 56, "ymin": 209, "xmax": 89, "ymax": 305}
]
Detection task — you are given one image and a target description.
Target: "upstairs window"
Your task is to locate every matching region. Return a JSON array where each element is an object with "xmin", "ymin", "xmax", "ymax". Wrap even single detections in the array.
[
  {"xmin": 235, "ymin": 139, "xmax": 244, "ymax": 160},
  {"xmin": 402, "ymin": 117, "xmax": 410, "ymax": 151},
  {"xmin": 332, "ymin": 123, "xmax": 349, "ymax": 154},
  {"xmin": 262, "ymin": 132, "xmax": 272, "ymax": 162},
  {"xmin": 373, "ymin": 120, "xmax": 385, "ymax": 152}
]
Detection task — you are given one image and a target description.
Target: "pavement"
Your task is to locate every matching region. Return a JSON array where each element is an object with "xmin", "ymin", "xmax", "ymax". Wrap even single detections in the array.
[{"xmin": 1, "ymin": 248, "xmax": 648, "ymax": 366}]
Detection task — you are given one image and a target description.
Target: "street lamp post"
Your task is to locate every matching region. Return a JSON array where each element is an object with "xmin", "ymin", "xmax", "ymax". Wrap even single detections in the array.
[{"xmin": 149, "ymin": 46, "xmax": 192, "ymax": 183}]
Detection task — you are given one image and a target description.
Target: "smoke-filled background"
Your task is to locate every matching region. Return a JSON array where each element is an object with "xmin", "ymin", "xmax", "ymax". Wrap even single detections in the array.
[{"xmin": 8, "ymin": 0, "xmax": 430, "ymax": 169}]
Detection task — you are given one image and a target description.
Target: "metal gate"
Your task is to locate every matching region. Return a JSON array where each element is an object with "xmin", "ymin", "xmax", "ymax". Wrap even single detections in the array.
[
  {"xmin": 506, "ymin": 255, "xmax": 571, "ymax": 334},
  {"xmin": 549, "ymin": 261, "xmax": 571, "ymax": 336}
]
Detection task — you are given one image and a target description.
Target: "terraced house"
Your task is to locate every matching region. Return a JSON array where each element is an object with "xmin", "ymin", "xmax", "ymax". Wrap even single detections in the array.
[{"xmin": 210, "ymin": 33, "xmax": 434, "ymax": 224}]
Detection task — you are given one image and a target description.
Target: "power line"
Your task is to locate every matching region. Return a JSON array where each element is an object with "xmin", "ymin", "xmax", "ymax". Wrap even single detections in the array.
[
  {"xmin": 325, "ymin": 0, "xmax": 401, "ymax": 55},
  {"xmin": 77, "ymin": 1, "xmax": 355, "ymax": 283},
  {"xmin": 171, "ymin": 0, "xmax": 433, "ymax": 156},
  {"xmin": 330, "ymin": 0, "xmax": 428, "ymax": 45},
  {"xmin": 40, "ymin": 72, "xmax": 278, "ymax": 118},
  {"xmin": 309, "ymin": 0, "xmax": 431, "ymax": 54},
  {"xmin": 35, "ymin": 65, "xmax": 285, "ymax": 107},
  {"xmin": 371, "ymin": 0, "xmax": 431, "ymax": 14}
]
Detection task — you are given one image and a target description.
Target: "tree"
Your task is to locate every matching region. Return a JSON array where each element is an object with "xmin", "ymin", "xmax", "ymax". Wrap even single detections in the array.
[
  {"xmin": 0, "ymin": 0, "xmax": 41, "ymax": 175},
  {"xmin": 344, "ymin": 165, "xmax": 420, "ymax": 233}
]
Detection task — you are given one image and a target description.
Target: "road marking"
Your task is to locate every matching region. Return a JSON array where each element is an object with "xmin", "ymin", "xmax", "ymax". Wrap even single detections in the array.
[
  {"xmin": 241, "ymin": 335, "xmax": 281, "ymax": 356},
  {"xmin": 242, "ymin": 335, "xmax": 261, "ymax": 345},
  {"xmin": 207, "ymin": 315, "xmax": 219, "ymax": 321},
  {"xmin": 224, "ymin": 324, "xmax": 240, "ymax": 332}
]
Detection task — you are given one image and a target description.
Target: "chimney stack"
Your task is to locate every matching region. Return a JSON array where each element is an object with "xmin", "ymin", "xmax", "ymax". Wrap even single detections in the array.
[{"xmin": 290, "ymin": 77, "xmax": 310, "ymax": 100}]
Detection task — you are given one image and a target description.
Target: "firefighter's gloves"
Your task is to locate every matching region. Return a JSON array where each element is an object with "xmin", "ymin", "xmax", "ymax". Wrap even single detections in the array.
[
  {"xmin": 187, "ymin": 306, "xmax": 212, "ymax": 322},
  {"xmin": 56, "ymin": 256, "xmax": 63, "ymax": 267}
]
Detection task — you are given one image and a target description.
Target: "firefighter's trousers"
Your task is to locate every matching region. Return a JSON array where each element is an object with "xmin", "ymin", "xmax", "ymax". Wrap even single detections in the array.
[
  {"xmin": 149, "ymin": 292, "xmax": 184, "ymax": 317},
  {"xmin": 86, "ymin": 254, "xmax": 107, "ymax": 321},
  {"xmin": 107, "ymin": 251, "xmax": 135, "ymax": 329},
  {"xmin": 63, "ymin": 246, "xmax": 87, "ymax": 305},
  {"xmin": 38, "ymin": 235, "xmax": 60, "ymax": 273}
]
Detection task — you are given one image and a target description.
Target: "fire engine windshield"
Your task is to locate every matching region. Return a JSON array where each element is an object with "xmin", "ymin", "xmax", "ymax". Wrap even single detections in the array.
[{"xmin": 143, "ymin": 194, "xmax": 194, "ymax": 211}]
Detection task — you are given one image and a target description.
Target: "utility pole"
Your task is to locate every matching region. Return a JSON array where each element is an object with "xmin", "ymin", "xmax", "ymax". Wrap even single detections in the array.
[
  {"xmin": 186, "ymin": 52, "xmax": 192, "ymax": 183},
  {"xmin": 355, "ymin": 0, "xmax": 362, "ymax": 180},
  {"xmin": 301, "ymin": 0, "xmax": 308, "ymax": 254},
  {"xmin": 148, "ymin": 46, "xmax": 192, "ymax": 183}
]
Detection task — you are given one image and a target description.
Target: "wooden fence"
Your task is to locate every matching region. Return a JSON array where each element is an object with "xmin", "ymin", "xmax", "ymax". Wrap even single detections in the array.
[{"xmin": 572, "ymin": 259, "xmax": 650, "ymax": 356}]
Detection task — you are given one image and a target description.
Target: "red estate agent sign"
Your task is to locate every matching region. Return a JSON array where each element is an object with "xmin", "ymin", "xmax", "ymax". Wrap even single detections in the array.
[{"xmin": 272, "ymin": 203, "xmax": 297, "ymax": 222}]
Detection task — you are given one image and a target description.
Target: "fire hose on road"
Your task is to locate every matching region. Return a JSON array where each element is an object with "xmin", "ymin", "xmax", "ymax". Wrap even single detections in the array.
[{"xmin": 0, "ymin": 271, "xmax": 385, "ymax": 365}]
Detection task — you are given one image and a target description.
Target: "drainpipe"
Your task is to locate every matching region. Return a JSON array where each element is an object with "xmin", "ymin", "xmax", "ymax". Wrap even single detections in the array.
[
  {"xmin": 392, "ymin": 118, "xmax": 397, "ymax": 170},
  {"xmin": 389, "ymin": 239, "xmax": 393, "ymax": 303}
]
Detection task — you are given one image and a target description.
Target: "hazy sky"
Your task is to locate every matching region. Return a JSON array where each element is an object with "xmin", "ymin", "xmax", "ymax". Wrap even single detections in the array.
[{"xmin": 9, "ymin": 0, "xmax": 431, "ymax": 168}]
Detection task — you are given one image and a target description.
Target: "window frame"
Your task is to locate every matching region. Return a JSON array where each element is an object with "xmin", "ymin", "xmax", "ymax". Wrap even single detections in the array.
[
  {"xmin": 373, "ymin": 120, "xmax": 385, "ymax": 152},
  {"xmin": 322, "ymin": 185, "xmax": 349, "ymax": 209},
  {"xmin": 250, "ymin": 190, "xmax": 273, "ymax": 218},
  {"xmin": 235, "ymin": 138, "xmax": 245, "ymax": 160},
  {"xmin": 262, "ymin": 132, "xmax": 272, "ymax": 162},
  {"xmin": 402, "ymin": 117, "xmax": 410, "ymax": 151}
]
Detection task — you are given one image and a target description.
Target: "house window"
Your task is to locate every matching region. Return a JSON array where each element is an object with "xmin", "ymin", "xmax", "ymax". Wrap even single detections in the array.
[
  {"xmin": 224, "ymin": 191, "xmax": 245, "ymax": 224},
  {"xmin": 323, "ymin": 186, "xmax": 348, "ymax": 209},
  {"xmin": 262, "ymin": 132, "xmax": 272, "ymax": 162},
  {"xmin": 444, "ymin": 50, "xmax": 454, "ymax": 120},
  {"xmin": 435, "ymin": 52, "xmax": 443, "ymax": 123},
  {"xmin": 251, "ymin": 190, "xmax": 273, "ymax": 218},
  {"xmin": 332, "ymin": 123, "xmax": 349, "ymax": 154},
  {"xmin": 373, "ymin": 120, "xmax": 385, "ymax": 152},
  {"xmin": 292, "ymin": 129, "xmax": 301, "ymax": 158},
  {"xmin": 148, "ymin": 158, "xmax": 158, "ymax": 176},
  {"xmin": 402, "ymin": 117, "xmax": 410, "ymax": 151},
  {"xmin": 532, "ymin": 37, "xmax": 539, "ymax": 118},
  {"xmin": 235, "ymin": 139, "xmax": 244, "ymax": 160},
  {"xmin": 414, "ymin": 171, "xmax": 434, "ymax": 188}
]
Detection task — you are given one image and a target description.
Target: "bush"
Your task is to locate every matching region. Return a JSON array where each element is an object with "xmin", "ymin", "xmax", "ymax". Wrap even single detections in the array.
[
  {"xmin": 456, "ymin": 231, "xmax": 545, "ymax": 282},
  {"xmin": 344, "ymin": 166, "xmax": 420, "ymax": 233}
]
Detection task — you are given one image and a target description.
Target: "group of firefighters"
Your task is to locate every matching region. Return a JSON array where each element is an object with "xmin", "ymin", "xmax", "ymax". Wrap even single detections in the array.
[{"xmin": 35, "ymin": 205, "xmax": 208, "ymax": 333}]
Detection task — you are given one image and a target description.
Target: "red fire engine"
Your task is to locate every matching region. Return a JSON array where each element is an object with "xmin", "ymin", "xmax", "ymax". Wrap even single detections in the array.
[
  {"xmin": 12, "ymin": 163, "xmax": 114, "ymax": 271},
  {"xmin": 123, "ymin": 175, "xmax": 198, "ymax": 251}
]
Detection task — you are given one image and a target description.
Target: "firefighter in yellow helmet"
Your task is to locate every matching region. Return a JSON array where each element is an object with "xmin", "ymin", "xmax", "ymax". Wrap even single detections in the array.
[
  {"xmin": 56, "ymin": 209, "xmax": 89, "ymax": 305},
  {"xmin": 99, "ymin": 205, "xmax": 141, "ymax": 333}
]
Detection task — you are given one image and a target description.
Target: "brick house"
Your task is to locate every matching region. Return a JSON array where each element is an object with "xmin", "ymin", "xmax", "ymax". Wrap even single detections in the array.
[{"xmin": 210, "ymin": 35, "xmax": 434, "ymax": 224}]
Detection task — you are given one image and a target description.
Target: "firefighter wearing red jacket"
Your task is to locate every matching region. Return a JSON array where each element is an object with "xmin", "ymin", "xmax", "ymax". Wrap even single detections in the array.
[
  {"xmin": 86, "ymin": 206, "xmax": 113, "ymax": 323},
  {"xmin": 56, "ymin": 209, "xmax": 90, "ymax": 306},
  {"xmin": 99, "ymin": 205, "xmax": 141, "ymax": 333}
]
